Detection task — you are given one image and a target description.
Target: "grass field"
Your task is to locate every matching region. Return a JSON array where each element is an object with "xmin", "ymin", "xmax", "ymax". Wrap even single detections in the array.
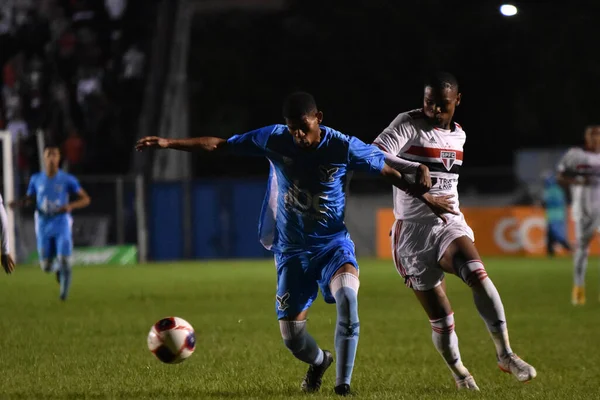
[{"xmin": 0, "ymin": 257, "xmax": 599, "ymax": 399}]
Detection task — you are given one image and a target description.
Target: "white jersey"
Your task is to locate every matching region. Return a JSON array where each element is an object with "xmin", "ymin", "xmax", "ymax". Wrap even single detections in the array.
[
  {"xmin": 374, "ymin": 109, "xmax": 466, "ymax": 223},
  {"xmin": 0, "ymin": 194, "xmax": 8, "ymax": 254},
  {"xmin": 557, "ymin": 147, "xmax": 600, "ymax": 219}
]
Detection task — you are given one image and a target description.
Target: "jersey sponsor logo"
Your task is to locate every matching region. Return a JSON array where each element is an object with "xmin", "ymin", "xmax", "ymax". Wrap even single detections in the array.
[
  {"xmin": 318, "ymin": 165, "xmax": 339, "ymax": 183},
  {"xmin": 276, "ymin": 292, "xmax": 290, "ymax": 311},
  {"xmin": 440, "ymin": 151, "xmax": 457, "ymax": 171},
  {"xmin": 437, "ymin": 177, "xmax": 457, "ymax": 190},
  {"xmin": 284, "ymin": 181, "xmax": 328, "ymax": 219}
]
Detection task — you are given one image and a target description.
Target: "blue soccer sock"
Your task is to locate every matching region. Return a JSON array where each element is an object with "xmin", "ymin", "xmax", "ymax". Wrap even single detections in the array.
[
  {"xmin": 58, "ymin": 257, "xmax": 72, "ymax": 301},
  {"xmin": 331, "ymin": 272, "xmax": 360, "ymax": 387},
  {"xmin": 279, "ymin": 320, "xmax": 324, "ymax": 365}
]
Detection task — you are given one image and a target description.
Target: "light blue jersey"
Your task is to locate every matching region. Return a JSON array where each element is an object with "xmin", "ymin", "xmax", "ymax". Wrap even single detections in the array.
[
  {"xmin": 27, "ymin": 170, "xmax": 81, "ymax": 259},
  {"xmin": 227, "ymin": 124, "xmax": 385, "ymax": 253},
  {"xmin": 543, "ymin": 176, "xmax": 566, "ymax": 223},
  {"xmin": 227, "ymin": 124, "xmax": 385, "ymax": 318}
]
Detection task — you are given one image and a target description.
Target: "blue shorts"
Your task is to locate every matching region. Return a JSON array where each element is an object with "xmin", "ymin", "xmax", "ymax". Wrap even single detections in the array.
[
  {"xmin": 548, "ymin": 221, "xmax": 567, "ymax": 240},
  {"xmin": 37, "ymin": 232, "xmax": 73, "ymax": 260},
  {"xmin": 274, "ymin": 236, "xmax": 358, "ymax": 320}
]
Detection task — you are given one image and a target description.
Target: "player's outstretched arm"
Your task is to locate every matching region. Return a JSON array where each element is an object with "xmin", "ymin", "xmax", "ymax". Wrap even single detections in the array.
[
  {"xmin": 8, "ymin": 196, "xmax": 33, "ymax": 209},
  {"xmin": 380, "ymin": 165, "xmax": 458, "ymax": 223},
  {"xmin": 135, "ymin": 136, "xmax": 227, "ymax": 153},
  {"xmin": 0, "ymin": 195, "xmax": 15, "ymax": 274},
  {"xmin": 383, "ymin": 152, "xmax": 432, "ymax": 194}
]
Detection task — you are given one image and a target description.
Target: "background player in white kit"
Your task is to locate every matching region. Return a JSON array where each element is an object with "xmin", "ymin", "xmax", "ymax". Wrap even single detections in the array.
[
  {"xmin": 556, "ymin": 125, "xmax": 600, "ymax": 305},
  {"xmin": 373, "ymin": 73, "xmax": 536, "ymax": 390},
  {"xmin": 0, "ymin": 194, "xmax": 15, "ymax": 274}
]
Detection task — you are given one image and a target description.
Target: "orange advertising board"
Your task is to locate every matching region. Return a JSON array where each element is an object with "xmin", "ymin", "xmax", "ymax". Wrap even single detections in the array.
[{"xmin": 376, "ymin": 207, "xmax": 598, "ymax": 258}]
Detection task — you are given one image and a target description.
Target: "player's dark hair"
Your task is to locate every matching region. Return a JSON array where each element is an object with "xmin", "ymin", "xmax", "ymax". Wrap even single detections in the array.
[
  {"xmin": 282, "ymin": 92, "xmax": 318, "ymax": 119},
  {"xmin": 44, "ymin": 144, "xmax": 60, "ymax": 151},
  {"xmin": 424, "ymin": 72, "xmax": 459, "ymax": 92}
]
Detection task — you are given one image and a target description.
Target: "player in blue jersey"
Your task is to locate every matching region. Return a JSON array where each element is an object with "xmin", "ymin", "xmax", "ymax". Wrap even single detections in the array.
[
  {"xmin": 11, "ymin": 145, "xmax": 91, "ymax": 300},
  {"xmin": 136, "ymin": 92, "xmax": 456, "ymax": 395}
]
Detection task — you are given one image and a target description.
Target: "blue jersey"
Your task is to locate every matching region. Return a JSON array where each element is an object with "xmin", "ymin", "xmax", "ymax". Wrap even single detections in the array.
[
  {"xmin": 27, "ymin": 170, "xmax": 81, "ymax": 236},
  {"xmin": 227, "ymin": 124, "xmax": 385, "ymax": 252},
  {"xmin": 543, "ymin": 177, "xmax": 566, "ymax": 223}
]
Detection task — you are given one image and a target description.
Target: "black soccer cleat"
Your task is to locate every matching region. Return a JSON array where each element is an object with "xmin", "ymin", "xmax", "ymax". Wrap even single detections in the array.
[
  {"xmin": 300, "ymin": 350, "xmax": 334, "ymax": 392},
  {"xmin": 334, "ymin": 384, "xmax": 351, "ymax": 396}
]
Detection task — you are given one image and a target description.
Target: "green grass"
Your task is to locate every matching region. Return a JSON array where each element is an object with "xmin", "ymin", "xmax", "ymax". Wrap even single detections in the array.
[{"xmin": 0, "ymin": 257, "xmax": 599, "ymax": 399}]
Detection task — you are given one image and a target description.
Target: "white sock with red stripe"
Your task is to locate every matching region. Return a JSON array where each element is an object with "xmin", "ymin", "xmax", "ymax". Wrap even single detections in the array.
[
  {"xmin": 430, "ymin": 313, "xmax": 470, "ymax": 379},
  {"xmin": 459, "ymin": 260, "xmax": 512, "ymax": 358}
]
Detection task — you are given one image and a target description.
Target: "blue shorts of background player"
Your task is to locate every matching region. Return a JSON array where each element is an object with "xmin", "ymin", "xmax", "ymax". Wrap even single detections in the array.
[
  {"xmin": 275, "ymin": 235, "xmax": 358, "ymax": 319},
  {"xmin": 37, "ymin": 232, "xmax": 73, "ymax": 272},
  {"xmin": 546, "ymin": 221, "xmax": 571, "ymax": 257}
]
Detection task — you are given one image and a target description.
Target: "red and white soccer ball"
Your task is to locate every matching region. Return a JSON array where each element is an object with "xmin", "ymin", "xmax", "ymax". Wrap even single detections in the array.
[{"xmin": 147, "ymin": 316, "xmax": 196, "ymax": 364}]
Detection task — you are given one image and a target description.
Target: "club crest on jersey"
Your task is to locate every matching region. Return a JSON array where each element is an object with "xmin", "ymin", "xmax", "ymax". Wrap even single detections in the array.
[
  {"xmin": 319, "ymin": 165, "xmax": 339, "ymax": 183},
  {"xmin": 440, "ymin": 151, "xmax": 456, "ymax": 171}
]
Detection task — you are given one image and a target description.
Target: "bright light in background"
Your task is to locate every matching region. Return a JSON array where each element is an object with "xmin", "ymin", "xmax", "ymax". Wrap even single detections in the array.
[{"xmin": 500, "ymin": 4, "xmax": 518, "ymax": 16}]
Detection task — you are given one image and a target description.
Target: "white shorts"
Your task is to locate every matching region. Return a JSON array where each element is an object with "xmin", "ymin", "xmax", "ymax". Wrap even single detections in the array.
[
  {"xmin": 574, "ymin": 214, "xmax": 600, "ymax": 247},
  {"xmin": 390, "ymin": 215, "xmax": 475, "ymax": 291}
]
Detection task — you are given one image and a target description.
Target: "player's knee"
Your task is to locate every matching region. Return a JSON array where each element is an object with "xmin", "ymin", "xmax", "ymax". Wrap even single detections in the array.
[
  {"xmin": 331, "ymin": 273, "xmax": 360, "ymax": 337},
  {"xmin": 430, "ymin": 312, "xmax": 455, "ymax": 335},
  {"xmin": 279, "ymin": 320, "xmax": 307, "ymax": 352},
  {"xmin": 40, "ymin": 259, "xmax": 52, "ymax": 273},
  {"xmin": 331, "ymin": 273, "xmax": 359, "ymax": 314},
  {"xmin": 456, "ymin": 260, "xmax": 488, "ymax": 287}
]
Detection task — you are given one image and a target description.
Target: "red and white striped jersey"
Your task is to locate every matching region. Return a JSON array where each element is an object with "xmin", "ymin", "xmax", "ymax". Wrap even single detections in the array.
[
  {"xmin": 374, "ymin": 109, "xmax": 466, "ymax": 222},
  {"xmin": 557, "ymin": 147, "xmax": 600, "ymax": 219}
]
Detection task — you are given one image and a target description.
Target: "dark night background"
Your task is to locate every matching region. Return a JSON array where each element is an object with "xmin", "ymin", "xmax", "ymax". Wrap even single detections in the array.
[{"xmin": 188, "ymin": 0, "xmax": 600, "ymax": 189}]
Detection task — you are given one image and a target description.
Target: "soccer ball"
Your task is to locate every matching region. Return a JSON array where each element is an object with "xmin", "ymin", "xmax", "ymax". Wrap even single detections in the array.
[{"xmin": 147, "ymin": 316, "xmax": 196, "ymax": 363}]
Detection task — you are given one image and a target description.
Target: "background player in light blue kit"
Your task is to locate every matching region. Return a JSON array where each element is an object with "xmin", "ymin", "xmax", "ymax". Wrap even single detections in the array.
[
  {"xmin": 11, "ymin": 145, "xmax": 91, "ymax": 301},
  {"xmin": 136, "ymin": 92, "xmax": 455, "ymax": 395}
]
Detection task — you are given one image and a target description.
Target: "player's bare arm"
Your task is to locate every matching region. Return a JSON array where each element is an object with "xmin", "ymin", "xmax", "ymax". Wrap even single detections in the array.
[
  {"xmin": 378, "ymin": 147, "xmax": 433, "ymax": 195},
  {"xmin": 58, "ymin": 188, "xmax": 91, "ymax": 214},
  {"xmin": 9, "ymin": 195, "xmax": 34, "ymax": 209},
  {"xmin": 136, "ymin": 136, "xmax": 227, "ymax": 153},
  {"xmin": 380, "ymin": 164, "xmax": 457, "ymax": 222},
  {"xmin": 0, "ymin": 196, "xmax": 15, "ymax": 274},
  {"xmin": 556, "ymin": 171, "xmax": 591, "ymax": 186}
]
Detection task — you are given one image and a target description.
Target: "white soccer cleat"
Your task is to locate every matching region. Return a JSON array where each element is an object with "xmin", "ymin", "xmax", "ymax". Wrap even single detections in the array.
[
  {"xmin": 455, "ymin": 375, "xmax": 479, "ymax": 391},
  {"xmin": 498, "ymin": 353, "xmax": 537, "ymax": 383}
]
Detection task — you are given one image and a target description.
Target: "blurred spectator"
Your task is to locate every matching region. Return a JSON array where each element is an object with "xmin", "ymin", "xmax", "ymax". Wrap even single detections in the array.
[
  {"xmin": 105, "ymin": 0, "xmax": 126, "ymax": 40},
  {"xmin": 6, "ymin": 107, "xmax": 28, "ymax": 144},
  {"xmin": 1, "ymin": 0, "xmax": 151, "ymax": 176},
  {"xmin": 63, "ymin": 126, "xmax": 84, "ymax": 172},
  {"xmin": 121, "ymin": 42, "xmax": 143, "ymax": 81}
]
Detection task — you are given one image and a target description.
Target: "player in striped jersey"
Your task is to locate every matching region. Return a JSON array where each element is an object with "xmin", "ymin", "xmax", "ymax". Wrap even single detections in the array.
[
  {"xmin": 373, "ymin": 73, "xmax": 536, "ymax": 390},
  {"xmin": 556, "ymin": 125, "xmax": 600, "ymax": 305}
]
